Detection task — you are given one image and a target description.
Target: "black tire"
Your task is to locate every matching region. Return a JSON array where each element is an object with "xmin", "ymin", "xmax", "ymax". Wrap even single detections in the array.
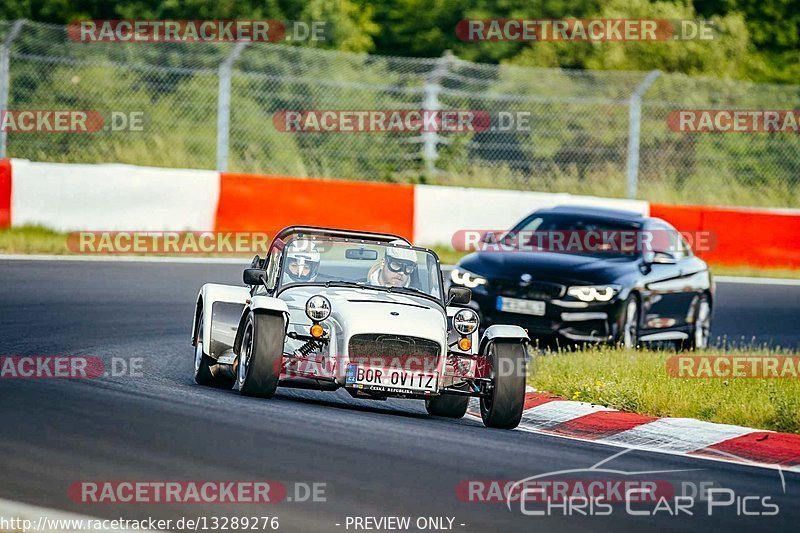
[
  {"xmin": 194, "ymin": 309, "xmax": 235, "ymax": 388},
  {"xmin": 480, "ymin": 340, "xmax": 527, "ymax": 429},
  {"xmin": 615, "ymin": 295, "xmax": 640, "ymax": 349},
  {"xmin": 238, "ymin": 311, "xmax": 284, "ymax": 398},
  {"xmin": 425, "ymin": 394, "xmax": 469, "ymax": 419}
]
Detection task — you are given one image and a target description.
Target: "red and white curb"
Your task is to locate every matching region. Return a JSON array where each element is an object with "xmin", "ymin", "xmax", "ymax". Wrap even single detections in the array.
[{"xmin": 469, "ymin": 387, "xmax": 800, "ymax": 473}]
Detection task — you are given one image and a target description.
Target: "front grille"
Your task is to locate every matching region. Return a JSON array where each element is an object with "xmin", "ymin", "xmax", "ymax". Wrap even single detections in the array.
[
  {"xmin": 491, "ymin": 279, "xmax": 566, "ymax": 300},
  {"xmin": 348, "ymin": 334, "xmax": 440, "ymax": 372}
]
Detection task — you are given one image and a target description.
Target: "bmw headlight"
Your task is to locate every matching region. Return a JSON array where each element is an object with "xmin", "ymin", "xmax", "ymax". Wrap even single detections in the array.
[
  {"xmin": 453, "ymin": 309, "xmax": 480, "ymax": 335},
  {"xmin": 450, "ymin": 267, "xmax": 487, "ymax": 289},
  {"xmin": 567, "ymin": 285, "xmax": 619, "ymax": 302},
  {"xmin": 305, "ymin": 295, "xmax": 331, "ymax": 321}
]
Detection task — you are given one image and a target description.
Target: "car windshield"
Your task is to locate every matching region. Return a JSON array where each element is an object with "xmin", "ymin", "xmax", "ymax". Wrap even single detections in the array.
[
  {"xmin": 509, "ymin": 214, "xmax": 643, "ymax": 258},
  {"xmin": 278, "ymin": 236, "xmax": 443, "ymax": 301}
]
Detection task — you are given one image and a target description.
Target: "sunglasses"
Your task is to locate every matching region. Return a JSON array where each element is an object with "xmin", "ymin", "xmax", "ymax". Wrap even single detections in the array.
[{"xmin": 386, "ymin": 260, "xmax": 416, "ymax": 275}]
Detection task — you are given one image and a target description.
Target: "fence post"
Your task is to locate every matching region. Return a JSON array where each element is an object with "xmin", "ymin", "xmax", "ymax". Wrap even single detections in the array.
[
  {"xmin": 421, "ymin": 50, "xmax": 453, "ymax": 176},
  {"xmin": 0, "ymin": 19, "xmax": 26, "ymax": 159},
  {"xmin": 625, "ymin": 69, "xmax": 661, "ymax": 199},
  {"xmin": 216, "ymin": 41, "xmax": 248, "ymax": 172}
]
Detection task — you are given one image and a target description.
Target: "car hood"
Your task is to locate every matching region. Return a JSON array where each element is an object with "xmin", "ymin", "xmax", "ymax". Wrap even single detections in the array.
[
  {"xmin": 280, "ymin": 285, "xmax": 447, "ymax": 346},
  {"xmin": 458, "ymin": 251, "xmax": 641, "ymax": 285}
]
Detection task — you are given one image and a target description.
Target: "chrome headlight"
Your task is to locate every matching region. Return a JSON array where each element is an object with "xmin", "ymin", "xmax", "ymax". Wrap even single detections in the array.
[
  {"xmin": 450, "ymin": 267, "xmax": 487, "ymax": 289},
  {"xmin": 453, "ymin": 309, "xmax": 480, "ymax": 335},
  {"xmin": 305, "ymin": 295, "xmax": 331, "ymax": 321},
  {"xmin": 567, "ymin": 285, "xmax": 619, "ymax": 302}
]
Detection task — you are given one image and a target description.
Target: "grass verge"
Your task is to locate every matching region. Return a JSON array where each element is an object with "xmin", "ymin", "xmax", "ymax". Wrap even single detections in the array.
[
  {"xmin": 0, "ymin": 226, "xmax": 256, "ymax": 257},
  {"xmin": 530, "ymin": 346, "xmax": 800, "ymax": 434}
]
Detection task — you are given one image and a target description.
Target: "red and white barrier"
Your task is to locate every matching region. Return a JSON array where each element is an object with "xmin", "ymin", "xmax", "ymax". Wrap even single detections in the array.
[
  {"xmin": 1, "ymin": 158, "xmax": 798, "ymax": 270},
  {"xmin": 650, "ymin": 203, "xmax": 800, "ymax": 269},
  {"xmin": 413, "ymin": 184, "xmax": 648, "ymax": 246},
  {"xmin": 2, "ymin": 159, "xmax": 219, "ymax": 231}
]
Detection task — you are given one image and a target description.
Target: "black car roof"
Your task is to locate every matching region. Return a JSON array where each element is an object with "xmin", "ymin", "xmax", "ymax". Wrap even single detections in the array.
[{"xmin": 535, "ymin": 205, "xmax": 645, "ymax": 222}]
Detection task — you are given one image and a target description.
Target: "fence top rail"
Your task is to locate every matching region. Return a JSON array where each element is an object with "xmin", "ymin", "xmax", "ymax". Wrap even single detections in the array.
[{"xmin": 2, "ymin": 19, "xmax": 797, "ymax": 95}]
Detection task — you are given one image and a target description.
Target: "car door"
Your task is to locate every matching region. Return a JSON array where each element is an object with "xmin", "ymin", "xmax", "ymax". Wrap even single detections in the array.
[{"xmin": 640, "ymin": 222, "xmax": 696, "ymax": 332}]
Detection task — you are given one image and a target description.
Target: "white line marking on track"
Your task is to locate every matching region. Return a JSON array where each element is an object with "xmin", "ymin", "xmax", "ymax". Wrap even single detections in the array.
[{"xmin": 714, "ymin": 275, "xmax": 800, "ymax": 286}]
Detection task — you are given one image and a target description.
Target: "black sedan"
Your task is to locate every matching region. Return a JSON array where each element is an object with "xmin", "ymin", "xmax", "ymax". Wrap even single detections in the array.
[{"xmin": 448, "ymin": 205, "xmax": 714, "ymax": 349}]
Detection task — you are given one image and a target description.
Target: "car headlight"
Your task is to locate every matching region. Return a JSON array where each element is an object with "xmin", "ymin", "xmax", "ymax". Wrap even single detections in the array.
[
  {"xmin": 305, "ymin": 296, "xmax": 331, "ymax": 321},
  {"xmin": 567, "ymin": 285, "xmax": 619, "ymax": 302},
  {"xmin": 453, "ymin": 309, "xmax": 480, "ymax": 335},
  {"xmin": 450, "ymin": 267, "xmax": 487, "ymax": 289}
]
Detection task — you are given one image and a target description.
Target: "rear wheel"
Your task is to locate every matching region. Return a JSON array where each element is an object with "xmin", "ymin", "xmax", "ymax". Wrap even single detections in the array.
[
  {"xmin": 425, "ymin": 395, "xmax": 469, "ymax": 419},
  {"xmin": 194, "ymin": 310, "xmax": 235, "ymax": 388},
  {"xmin": 480, "ymin": 341, "xmax": 526, "ymax": 429},
  {"xmin": 238, "ymin": 312, "xmax": 284, "ymax": 398}
]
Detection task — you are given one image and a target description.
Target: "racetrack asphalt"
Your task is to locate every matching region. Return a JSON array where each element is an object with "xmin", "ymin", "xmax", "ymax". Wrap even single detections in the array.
[{"xmin": 1, "ymin": 259, "xmax": 798, "ymax": 532}]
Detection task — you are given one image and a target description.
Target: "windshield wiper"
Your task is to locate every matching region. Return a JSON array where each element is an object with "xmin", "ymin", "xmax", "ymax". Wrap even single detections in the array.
[
  {"xmin": 392, "ymin": 286, "xmax": 427, "ymax": 297},
  {"xmin": 324, "ymin": 280, "xmax": 393, "ymax": 293},
  {"xmin": 390, "ymin": 286, "xmax": 444, "ymax": 306}
]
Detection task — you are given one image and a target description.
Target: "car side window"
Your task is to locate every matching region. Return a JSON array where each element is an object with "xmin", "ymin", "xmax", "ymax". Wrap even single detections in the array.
[
  {"xmin": 648, "ymin": 223, "xmax": 685, "ymax": 260},
  {"xmin": 676, "ymin": 231, "xmax": 692, "ymax": 256}
]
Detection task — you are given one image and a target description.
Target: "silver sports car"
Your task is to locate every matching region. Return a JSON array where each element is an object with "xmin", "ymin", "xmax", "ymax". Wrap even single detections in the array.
[{"xmin": 191, "ymin": 226, "xmax": 530, "ymax": 429}]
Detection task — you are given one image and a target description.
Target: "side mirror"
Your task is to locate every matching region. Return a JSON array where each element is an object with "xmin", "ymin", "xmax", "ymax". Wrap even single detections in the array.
[
  {"xmin": 651, "ymin": 251, "xmax": 677, "ymax": 264},
  {"xmin": 243, "ymin": 268, "xmax": 266, "ymax": 286},
  {"xmin": 448, "ymin": 286, "xmax": 472, "ymax": 306}
]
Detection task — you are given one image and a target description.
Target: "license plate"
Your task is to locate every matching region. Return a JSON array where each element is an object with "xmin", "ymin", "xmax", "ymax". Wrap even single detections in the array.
[
  {"xmin": 346, "ymin": 364, "xmax": 437, "ymax": 392},
  {"xmin": 496, "ymin": 296, "xmax": 546, "ymax": 316}
]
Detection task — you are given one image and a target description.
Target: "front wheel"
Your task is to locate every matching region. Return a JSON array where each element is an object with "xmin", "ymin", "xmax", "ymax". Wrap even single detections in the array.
[
  {"xmin": 616, "ymin": 296, "xmax": 640, "ymax": 349},
  {"xmin": 425, "ymin": 394, "xmax": 469, "ymax": 419},
  {"xmin": 238, "ymin": 312, "xmax": 285, "ymax": 398},
  {"xmin": 685, "ymin": 294, "xmax": 712, "ymax": 351},
  {"xmin": 480, "ymin": 341, "xmax": 527, "ymax": 429}
]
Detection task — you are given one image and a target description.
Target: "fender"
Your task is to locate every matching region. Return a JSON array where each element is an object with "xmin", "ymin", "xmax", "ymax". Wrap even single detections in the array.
[
  {"xmin": 232, "ymin": 296, "xmax": 290, "ymax": 356},
  {"xmin": 192, "ymin": 284, "xmax": 250, "ymax": 359},
  {"xmin": 478, "ymin": 324, "xmax": 529, "ymax": 355}
]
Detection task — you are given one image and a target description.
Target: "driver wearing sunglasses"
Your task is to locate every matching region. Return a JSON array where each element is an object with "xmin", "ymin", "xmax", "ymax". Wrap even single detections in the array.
[{"xmin": 368, "ymin": 241, "xmax": 419, "ymax": 288}]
